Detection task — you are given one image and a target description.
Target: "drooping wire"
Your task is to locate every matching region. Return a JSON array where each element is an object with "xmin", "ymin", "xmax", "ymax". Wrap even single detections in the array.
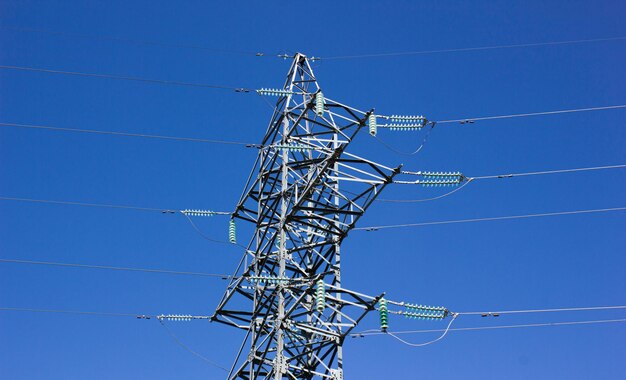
[
  {"xmin": 0, "ymin": 122, "xmax": 259, "ymax": 147},
  {"xmin": 157, "ymin": 319, "xmax": 228, "ymax": 371},
  {"xmin": 386, "ymin": 314, "xmax": 458, "ymax": 347},
  {"xmin": 318, "ymin": 36, "xmax": 626, "ymax": 60},
  {"xmin": 373, "ymin": 122, "xmax": 436, "ymax": 156},
  {"xmin": 356, "ymin": 206, "xmax": 626, "ymax": 231},
  {"xmin": 375, "ymin": 179, "xmax": 473, "ymax": 203},
  {"xmin": 0, "ymin": 258, "xmax": 231, "ymax": 279},
  {"xmin": 181, "ymin": 212, "xmax": 239, "ymax": 247}
]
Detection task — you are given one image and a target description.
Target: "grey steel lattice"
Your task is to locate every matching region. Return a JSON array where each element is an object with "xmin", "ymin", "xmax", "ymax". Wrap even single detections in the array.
[{"xmin": 212, "ymin": 53, "xmax": 401, "ymax": 380}]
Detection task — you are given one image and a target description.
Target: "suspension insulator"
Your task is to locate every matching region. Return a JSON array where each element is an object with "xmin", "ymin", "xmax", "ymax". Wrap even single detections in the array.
[
  {"xmin": 315, "ymin": 279, "xmax": 326, "ymax": 313},
  {"xmin": 390, "ymin": 115, "xmax": 426, "ymax": 121},
  {"xmin": 379, "ymin": 298, "xmax": 389, "ymax": 331},
  {"xmin": 418, "ymin": 179, "xmax": 461, "ymax": 187},
  {"xmin": 181, "ymin": 209, "xmax": 216, "ymax": 217},
  {"xmin": 274, "ymin": 143, "xmax": 313, "ymax": 152},
  {"xmin": 257, "ymin": 88, "xmax": 294, "ymax": 97},
  {"xmin": 249, "ymin": 276, "xmax": 289, "ymax": 285},
  {"xmin": 158, "ymin": 314, "xmax": 193, "ymax": 321},
  {"xmin": 228, "ymin": 219, "xmax": 236, "ymax": 244},
  {"xmin": 417, "ymin": 171, "xmax": 464, "ymax": 187},
  {"xmin": 368, "ymin": 114, "xmax": 377, "ymax": 136},
  {"xmin": 385, "ymin": 122, "xmax": 425, "ymax": 131},
  {"xmin": 403, "ymin": 303, "xmax": 448, "ymax": 320},
  {"xmin": 315, "ymin": 92, "xmax": 325, "ymax": 116}
]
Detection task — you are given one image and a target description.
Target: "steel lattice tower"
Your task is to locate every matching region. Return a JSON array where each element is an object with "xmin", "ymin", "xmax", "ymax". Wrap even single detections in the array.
[{"xmin": 212, "ymin": 53, "xmax": 401, "ymax": 379}]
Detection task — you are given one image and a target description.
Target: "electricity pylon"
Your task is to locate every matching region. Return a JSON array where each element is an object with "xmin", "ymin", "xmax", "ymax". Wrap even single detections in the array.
[{"xmin": 212, "ymin": 53, "xmax": 401, "ymax": 379}]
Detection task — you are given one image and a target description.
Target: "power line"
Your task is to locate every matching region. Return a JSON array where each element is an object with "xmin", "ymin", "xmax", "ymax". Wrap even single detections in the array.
[
  {"xmin": 2, "ymin": 104, "xmax": 624, "ymax": 148},
  {"xmin": 319, "ymin": 36, "xmax": 626, "ymax": 60},
  {"xmin": 0, "ymin": 196, "xmax": 234, "ymax": 216},
  {"xmin": 437, "ymin": 104, "xmax": 626, "ymax": 124},
  {"xmin": 3, "ymin": 163, "xmax": 624, "ymax": 213},
  {"xmin": 0, "ymin": 122, "xmax": 259, "ymax": 147},
  {"xmin": 356, "ymin": 206, "xmax": 626, "ymax": 231},
  {"xmin": 470, "ymin": 164, "xmax": 626, "ymax": 180},
  {"xmin": 0, "ymin": 258, "xmax": 231, "ymax": 279},
  {"xmin": 0, "ymin": 305, "xmax": 227, "ymax": 369},
  {"xmin": 379, "ymin": 164, "xmax": 626, "ymax": 203},
  {"xmin": 352, "ymin": 318, "xmax": 626, "ymax": 337},
  {"xmin": 0, "ymin": 307, "xmax": 145, "ymax": 318},
  {"xmin": 0, "ymin": 64, "xmax": 253, "ymax": 92},
  {"xmin": 0, "ymin": 196, "xmax": 239, "ymax": 247},
  {"xmin": 459, "ymin": 305, "xmax": 626, "ymax": 316},
  {"xmin": 0, "ymin": 25, "xmax": 267, "ymax": 58},
  {"xmin": 0, "ymin": 196, "xmax": 180, "ymax": 213}
]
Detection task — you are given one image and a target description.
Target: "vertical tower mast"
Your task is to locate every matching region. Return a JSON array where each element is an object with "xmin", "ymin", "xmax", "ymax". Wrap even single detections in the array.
[{"xmin": 213, "ymin": 53, "xmax": 400, "ymax": 379}]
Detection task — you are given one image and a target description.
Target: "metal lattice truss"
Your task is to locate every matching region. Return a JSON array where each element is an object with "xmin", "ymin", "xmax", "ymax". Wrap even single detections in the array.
[{"xmin": 212, "ymin": 54, "xmax": 401, "ymax": 379}]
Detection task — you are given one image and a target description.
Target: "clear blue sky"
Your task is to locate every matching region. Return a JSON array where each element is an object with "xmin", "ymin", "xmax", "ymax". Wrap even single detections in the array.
[{"xmin": 1, "ymin": 1, "xmax": 625, "ymax": 379}]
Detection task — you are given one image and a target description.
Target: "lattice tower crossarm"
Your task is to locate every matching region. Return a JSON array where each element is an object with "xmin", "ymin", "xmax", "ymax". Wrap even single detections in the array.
[{"xmin": 212, "ymin": 53, "xmax": 401, "ymax": 380}]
